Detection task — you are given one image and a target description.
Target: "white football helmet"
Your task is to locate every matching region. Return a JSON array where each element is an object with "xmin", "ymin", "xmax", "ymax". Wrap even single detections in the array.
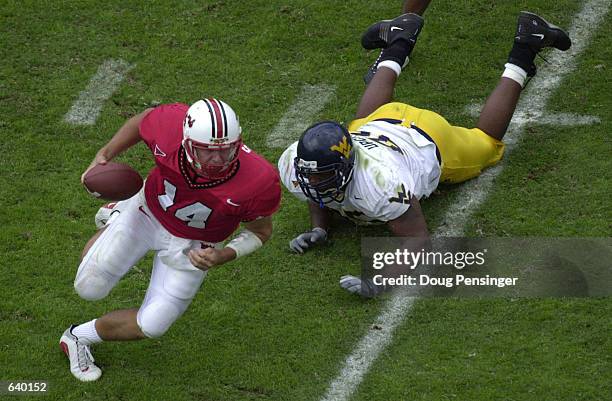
[{"xmin": 182, "ymin": 98, "xmax": 242, "ymax": 179}]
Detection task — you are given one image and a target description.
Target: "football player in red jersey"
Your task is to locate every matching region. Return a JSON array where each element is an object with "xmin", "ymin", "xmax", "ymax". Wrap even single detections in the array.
[{"xmin": 60, "ymin": 98, "xmax": 281, "ymax": 381}]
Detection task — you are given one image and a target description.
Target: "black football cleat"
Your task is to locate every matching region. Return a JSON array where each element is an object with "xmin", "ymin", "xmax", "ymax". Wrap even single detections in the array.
[
  {"xmin": 509, "ymin": 11, "xmax": 571, "ymax": 77},
  {"xmin": 364, "ymin": 51, "xmax": 384, "ymax": 85},
  {"xmin": 514, "ymin": 11, "xmax": 571, "ymax": 51},
  {"xmin": 361, "ymin": 13, "xmax": 424, "ymax": 50}
]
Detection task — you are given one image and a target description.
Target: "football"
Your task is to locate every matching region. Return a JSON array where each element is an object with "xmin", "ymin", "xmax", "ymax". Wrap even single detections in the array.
[{"xmin": 83, "ymin": 162, "xmax": 143, "ymax": 201}]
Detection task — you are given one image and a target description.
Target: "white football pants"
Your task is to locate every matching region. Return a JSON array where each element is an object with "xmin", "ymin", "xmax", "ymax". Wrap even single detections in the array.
[{"xmin": 74, "ymin": 190, "xmax": 218, "ymax": 338}]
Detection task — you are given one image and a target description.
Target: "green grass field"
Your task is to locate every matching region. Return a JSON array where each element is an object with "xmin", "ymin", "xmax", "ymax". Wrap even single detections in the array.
[{"xmin": 0, "ymin": 1, "xmax": 610, "ymax": 400}]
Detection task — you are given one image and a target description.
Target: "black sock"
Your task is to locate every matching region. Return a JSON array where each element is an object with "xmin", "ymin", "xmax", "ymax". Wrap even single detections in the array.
[
  {"xmin": 380, "ymin": 40, "xmax": 412, "ymax": 66},
  {"xmin": 507, "ymin": 42, "xmax": 537, "ymax": 73}
]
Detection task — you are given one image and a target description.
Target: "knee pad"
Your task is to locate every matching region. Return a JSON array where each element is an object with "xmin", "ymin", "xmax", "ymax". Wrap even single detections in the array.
[
  {"xmin": 137, "ymin": 300, "xmax": 183, "ymax": 339},
  {"xmin": 74, "ymin": 267, "xmax": 116, "ymax": 301},
  {"xmin": 95, "ymin": 229, "xmax": 136, "ymax": 277},
  {"xmin": 75, "ymin": 227, "xmax": 139, "ymax": 301}
]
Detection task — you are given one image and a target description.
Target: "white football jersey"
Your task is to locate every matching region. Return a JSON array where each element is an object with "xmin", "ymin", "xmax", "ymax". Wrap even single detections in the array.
[{"xmin": 278, "ymin": 120, "xmax": 441, "ymax": 224}]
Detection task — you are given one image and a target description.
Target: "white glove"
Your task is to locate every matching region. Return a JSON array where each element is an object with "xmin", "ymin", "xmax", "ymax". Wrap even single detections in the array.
[
  {"xmin": 339, "ymin": 275, "xmax": 362, "ymax": 295},
  {"xmin": 289, "ymin": 227, "xmax": 327, "ymax": 254},
  {"xmin": 339, "ymin": 275, "xmax": 384, "ymax": 298}
]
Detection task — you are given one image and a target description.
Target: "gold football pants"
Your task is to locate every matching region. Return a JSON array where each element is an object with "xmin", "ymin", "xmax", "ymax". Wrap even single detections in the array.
[{"xmin": 349, "ymin": 102, "xmax": 505, "ymax": 183}]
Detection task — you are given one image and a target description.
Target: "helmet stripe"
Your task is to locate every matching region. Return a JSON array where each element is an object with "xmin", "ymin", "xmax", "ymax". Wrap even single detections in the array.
[
  {"xmin": 207, "ymin": 98, "xmax": 225, "ymax": 139},
  {"xmin": 203, "ymin": 99, "xmax": 218, "ymax": 139},
  {"xmin": 218, "ymin": 101, "xmax": 229, "ymax": 138}
]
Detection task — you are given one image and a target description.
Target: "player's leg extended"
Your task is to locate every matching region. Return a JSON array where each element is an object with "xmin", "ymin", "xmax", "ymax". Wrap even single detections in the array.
[
  {"xmin": 356, "ymin": 68, "xmax": 399, "ymax": 119},
  {"xmin": 477, "ymin": 12, "xmax": 571, "ymax": 141},
  {"xmin": 95, "ymin": 243, "xmax": 207, "ymax": 341},
  {"xmin": 74, "ymin": 197, "xmax": 153, "ymax": 301},
  {"xmin": 136, "ymin": 252, "xmax": 207, "ymax": 339},
  {"xmin": 402, "ymin": 0, "xmax": 432, "ymax": 15},
  {"xmin": 358, "ymin": 13, "xmax": 424, "ymax": 112},
  {"xmin": 80, "ymin": 202, "xmax": 124, "ymax": 260},
  {"xmin": 61, "ymin": 196, "xmax": 155, "ymax": 381}
]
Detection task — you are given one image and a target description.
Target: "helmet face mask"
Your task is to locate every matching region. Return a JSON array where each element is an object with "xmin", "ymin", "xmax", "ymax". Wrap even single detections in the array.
[
  {"xmin": 182, "ymin": 98, "xmax": 242, "ymax": 180},
  {"xmin": 184, "ymin": 138, "xmax": 242, "ymax": 179},
  {"xmin": 294, "ymin": 159, "xmax": 353, "ymax": 204},
  {"xmin": 294, "ymin": 121, "xmax": 355, "ymax": 205}
]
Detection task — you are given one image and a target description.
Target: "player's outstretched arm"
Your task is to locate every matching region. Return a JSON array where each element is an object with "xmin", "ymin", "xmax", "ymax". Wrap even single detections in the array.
[
  {"xmin": 403, "ymin": 0, "xmax": 432, "ymax": 15},
  {"xmin": 242, "ymin": 215, "xmax": 274, "ymax": 244},
  {"xmin": 387, "ymin": 195, "xmax": 430, "ymax": 240},
  {"xmin": 289, "ymin": 202, "xmax": 330, "ymax": 254},
  {"xmin": 189, "ymin": 216, "xmax": 273, "ymax": 270},
  {"xmin": 308, "ymin": 201, "xmax": 330, "ymax": 232},
  {"xmin": 340, "ymin": 196, "xmax": 431, "ymax": 297},
  {"xmin": 81, "ymin": 108, "xmax": 153, "ymax": 183}
]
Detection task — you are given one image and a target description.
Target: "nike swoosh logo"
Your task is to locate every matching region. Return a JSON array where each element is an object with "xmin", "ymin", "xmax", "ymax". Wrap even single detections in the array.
[
  {"xmin": 390, "ymin": 26, "xmax": 403, "ymax": 32},
  {"xmin": 226, "ymin": 199, "xmax": 240, "ymax": 207},
  {"xmin": 138, "ymin": 206, "xmax": 150, "ymax": 217},
  {"xmin": 154, "ymin": 144, "xmax": 166, "ymax": 157},
  {"xmin": 531, "ymin": 33, "xmax": 545, "ymax": 39}
]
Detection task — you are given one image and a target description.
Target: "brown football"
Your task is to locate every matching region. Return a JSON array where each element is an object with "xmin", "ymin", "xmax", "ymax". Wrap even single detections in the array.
[{"xmin": 83, "ymin": 162, "xmax": 143, "ymax": 201}]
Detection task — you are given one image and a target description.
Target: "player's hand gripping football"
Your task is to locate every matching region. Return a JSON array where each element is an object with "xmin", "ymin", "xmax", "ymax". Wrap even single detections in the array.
[
  {"xmin": 289, "ymin": 227, "xmax": 328, "ymax": 254},
  {"xmin": 188, "ymin": 247, "xmax": 235, "ymax": 270},
  {"xmin": 81, "ymin": 152, "xmax": 109, "ymax": 184}
]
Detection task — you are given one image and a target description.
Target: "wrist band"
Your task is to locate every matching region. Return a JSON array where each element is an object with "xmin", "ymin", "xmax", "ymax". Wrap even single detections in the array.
[{"xmin": 226, "ymin": 229, "xmax": 263, "ymax": 258}]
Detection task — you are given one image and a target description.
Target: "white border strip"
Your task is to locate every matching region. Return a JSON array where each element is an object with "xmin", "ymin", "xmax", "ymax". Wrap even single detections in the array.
[
  {"xmin": 64, "ymin": 59, "xmax": 134, "ymax": 126},
  {"xmin": 320, "ymin": 1, "xmax": 611, "ymax": 400},
  {"xmin": 266, "ymin": 84, "xmax": 335, "ymax": 148}
]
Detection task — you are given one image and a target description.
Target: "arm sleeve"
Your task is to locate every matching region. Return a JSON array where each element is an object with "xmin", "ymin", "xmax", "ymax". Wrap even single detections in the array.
[
  {"xmin": 138, "ymin": 103, "xmax": 187, "ymax": 153},
  {"xmin": 240, "ymin": 171, "xmax": 282, "ymax": 221},
  {"xmin": 374, "ymin": 178, "xmax": 412, "ymax": 222}
]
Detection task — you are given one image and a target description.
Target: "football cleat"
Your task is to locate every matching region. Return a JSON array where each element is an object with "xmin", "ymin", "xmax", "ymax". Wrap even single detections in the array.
[
  {"xmin": 363, "ymin": 49, "xmax": 411, "ymax": 85},
  {"xmin": 362, "ymin": 13, "xmax": 424, "ymax": 84},
  {"xmin": 94, "ymin": 202, "xmax": 121, "ymax": 229},
  {"xmin": 509, "ymin": 11, "xmax": 571, "ymax": 77},
  {"xmin": 361, "ymin": 13, "xmax": 424, "ymax": 50},
  {"xmin": 514, "ymin": 11, "xmax": 571, "ymax": 52},
  {"xmin": 59, "ymin": 325, "xmax": 102, "ymax": 382},
  {"xmin": 364, "ymin": 51, "xmax": 383, "ymax": 85}
]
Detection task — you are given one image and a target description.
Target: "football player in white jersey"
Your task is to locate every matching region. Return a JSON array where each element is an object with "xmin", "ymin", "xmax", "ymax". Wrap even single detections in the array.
[{"xmin": 278, "ymin": 10, "xmax": 571, "ymax": 296}]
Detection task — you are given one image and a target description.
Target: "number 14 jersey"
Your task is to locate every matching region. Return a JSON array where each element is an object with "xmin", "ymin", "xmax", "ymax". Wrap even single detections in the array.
[{"xmin": 140, "ymin": 103, "xmax": 281, "ymax": 243}]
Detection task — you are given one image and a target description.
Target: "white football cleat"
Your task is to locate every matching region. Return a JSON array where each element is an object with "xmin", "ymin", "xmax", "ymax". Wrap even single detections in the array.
[
  {"xmin": 94, "ymin": 202, "xmax": 121, "ymax": 229},
  {"xmin": 59, "ymin": 325, "xmax": 102, "ymax": 382}
]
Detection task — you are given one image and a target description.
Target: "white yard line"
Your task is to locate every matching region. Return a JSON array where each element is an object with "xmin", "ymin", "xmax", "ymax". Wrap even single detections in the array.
[
  {"xmin": 320, "ymin": 1, "xmax": 611, "ymax": 400},
  {"xmin": 465, "ymin": 104, "xmax": 600, "ymax": 127},
  {"xmin": 64, "ymin": 59, "xmax": 134, "ymax": 125},
  {"xmin": 266, "ymin": 84, "xmax": 335, "ymax": 148}
]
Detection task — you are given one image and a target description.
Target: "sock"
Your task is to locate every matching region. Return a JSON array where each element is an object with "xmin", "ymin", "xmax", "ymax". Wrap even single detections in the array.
[
  {"xmin": 364, "ymin": 41, "xmax": 413, "ymax": 84},
  {"xmin": 72, "ymin": 319, "xmax": 103, "ymax": 345},
  {"xmin": 502, "ymin": 63, "xmax": 528, "ymax": 87},
  {"xmin": 507, "ymin": 42, "xmax": 537, "ymax": 76},
  {"xmin": 378, "ymin": 60, "xmax": 403, "ymax": 76},
  {"xmin": 380, "ymin": 40, "xmax": 412, "ymax": 68}
]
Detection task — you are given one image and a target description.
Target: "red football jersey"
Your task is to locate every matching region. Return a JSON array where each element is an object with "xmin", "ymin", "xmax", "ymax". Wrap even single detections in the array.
[{"xmin": 139, "ymin": 103, "xmax": 281, "ymax": 243}]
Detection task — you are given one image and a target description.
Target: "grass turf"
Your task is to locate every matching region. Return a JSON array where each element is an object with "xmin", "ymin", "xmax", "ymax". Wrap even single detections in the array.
[{"xmin": 0, "ymin": 0, "xmax": 609, "ymax": 400}]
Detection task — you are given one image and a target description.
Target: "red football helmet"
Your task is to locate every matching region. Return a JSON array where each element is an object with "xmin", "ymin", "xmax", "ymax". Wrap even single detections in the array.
[{"xmin": 182, "ymin": 98, "xmax": 242, "ymax": 179}]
